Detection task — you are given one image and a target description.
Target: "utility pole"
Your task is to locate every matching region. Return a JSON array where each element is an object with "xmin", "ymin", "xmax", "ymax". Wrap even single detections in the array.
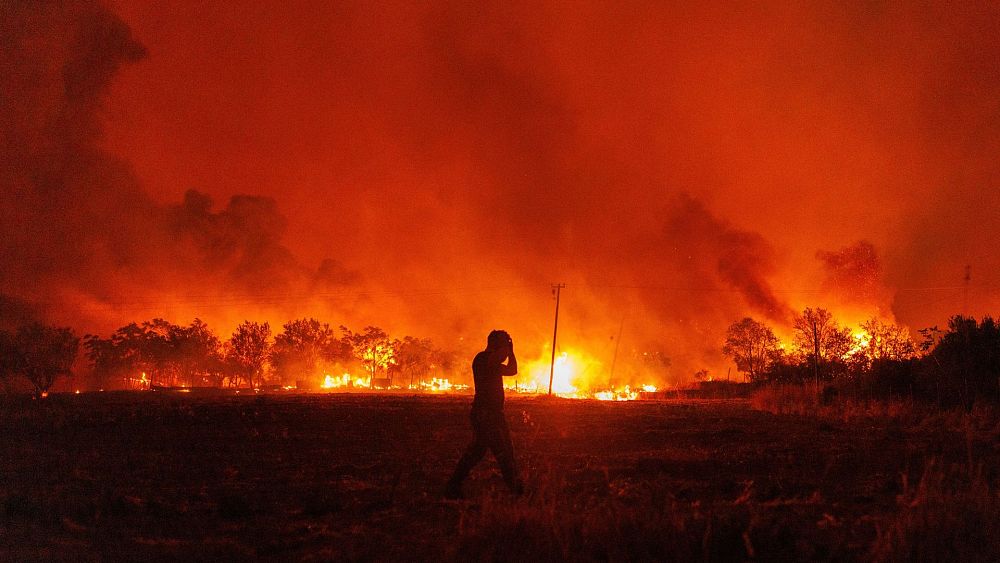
[
  {"xmin": 548, "ymin": 283, "xmax": 566, "ymax": 396},
  {"xmin": 963, "ymin": 265, "xmax": 971, "ymax": 316},
  {"xmin": 608, "ymin": 314, "xmax": 626, "ymax": 389},
  {"xmin": 813, "ymin": 322, "xmax": 820, "ymax": 393}
]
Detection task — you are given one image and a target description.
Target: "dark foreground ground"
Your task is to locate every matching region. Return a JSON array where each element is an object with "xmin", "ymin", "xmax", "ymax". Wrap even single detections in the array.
[{"xmin": 2, "ymin": 393, "xmax": 998, "ymax": 561}]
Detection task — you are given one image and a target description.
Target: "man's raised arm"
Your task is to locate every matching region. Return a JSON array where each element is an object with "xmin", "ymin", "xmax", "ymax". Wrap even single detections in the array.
[{"xmin": 500, "ymin": 340, "xmax": 517, "ymax": 376}]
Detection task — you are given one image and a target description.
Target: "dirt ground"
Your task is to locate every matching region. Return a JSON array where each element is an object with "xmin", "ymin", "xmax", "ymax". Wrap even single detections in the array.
[{"xmin": 1, "ymin": 393, "xmax": 996, "ymax": 561}]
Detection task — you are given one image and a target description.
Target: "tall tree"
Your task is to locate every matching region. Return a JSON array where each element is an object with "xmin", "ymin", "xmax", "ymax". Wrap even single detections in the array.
[
  {"xmin": 791, "ymin": 308, "xmax": 853, "ymax": 383},
  {"xmin": 226, "ymin": 321, "xmax": 271, "ymax": 389},
  {"xmin": 84, "ymin": 323, "xmax": 155, "ymax": 390},
  {"xmin": 271, "ymin": 318, "xmax": 341, "ymax": 385},
  {"xmin": 722, "ymin": 317, "xmax": 781, "ymax": 382},
  {"xmin": 343, "ymin": 326, "xmax": 395, "ymax": 388},
  {"xmin": 111, "ymin": 322, "xmax": 156, "ymax": 388},
  {"xmin": 394, "ymin": 336, "xmax": 434, "ymax": 388},
  {"xmin": 83, "ymin": 334, "xmax": 119, "ymax": 390},
  {"xmin": 858, "ymin": 317, "xmax": 915, "ymax": 363},
  {"xmin": 137, "ymin": 318, "xmax": 179, "ymax": 386},
  {"xmin": 169, "ymin": 319, "xmax": 224, "ymax": 386},
  {"xmin": 15, "ymin": 324, "xmax": 79, "ymax": 397}
]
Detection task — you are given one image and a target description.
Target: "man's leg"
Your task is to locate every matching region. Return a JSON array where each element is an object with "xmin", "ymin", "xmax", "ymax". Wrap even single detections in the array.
[
  {"xmin": 447, "ymin": 441, "xmax": 486, "ymax": 491},
  {"xmin": 445, "ymin": 412, "xmax": 488, "ymax": 497},
  {"xmin": 488, "ymin": 412, "xmax": 524, "ymax": 495}
]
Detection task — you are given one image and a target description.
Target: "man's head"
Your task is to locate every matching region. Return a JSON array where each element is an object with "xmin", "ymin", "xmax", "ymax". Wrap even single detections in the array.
[{"xmin": 486, "ymin": 330, "xmax": 512, "ymax": 352}]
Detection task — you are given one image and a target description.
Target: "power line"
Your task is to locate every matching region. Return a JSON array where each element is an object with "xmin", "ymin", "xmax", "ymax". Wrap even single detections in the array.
[{"xmin": 18, "ymin": 280, "xmax": 996, "ymax": 315}]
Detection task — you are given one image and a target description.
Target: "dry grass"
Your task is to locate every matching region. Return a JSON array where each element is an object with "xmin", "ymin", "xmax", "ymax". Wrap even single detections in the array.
[
  {"xmin": 750, "ymin": 383, "xmax": 1000, "ymax": 424},
  {"xmin": 3, "ymin": 393, "xmax": 999, "ymax": 561},
  {"xmin": 750, "ymin": 383, "xmax": 823, "ymax": 416},
  {"xmin": 456, "ymin": 468, "xmax": 711, "ymax": 561},
  {"xmin": 751, "ymin": 384, "xmax": 1000, "ymax": 562},
  {"xmin": 870, "ymin": 460, "xmax": 1000, "ymax": 563}
]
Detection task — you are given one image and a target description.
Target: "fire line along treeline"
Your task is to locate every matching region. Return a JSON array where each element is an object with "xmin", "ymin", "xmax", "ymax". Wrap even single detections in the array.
[
  {"xmin": 720, "ymin": 308, "xmax": 1000, "ymax": 409},
  {"xmin": 71, "ymin": 317, "xmax": 454, "ymax": 392}
]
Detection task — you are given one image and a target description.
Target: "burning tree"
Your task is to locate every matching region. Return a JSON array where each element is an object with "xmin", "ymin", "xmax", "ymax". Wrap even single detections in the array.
[
  {"xmin": 792, "ymin": 308, "xmax": 853, "ymax": 383},
  {"xmin": 271, "ymin": 318, "xmax": 348, "ymax": 385},
  {"xmin": 137, "ymin": 319, "xmax": 176, "ymax": 384},
  {"xmin": 393, "ymin": 336, "xmax": 436, "ymax": 388},
  {"xmin": 343, "ymin": 326, "xmax": 395, "ymax": 388},
  {"xmin": 857, "ymin": 317, "xmax": 915, "ymax": 364},
  {"xmin": 168, "ymin": 319, "xmax": 225, "ymax": 386},
  {"xmin": 226, "ymin": 321, "xmax": 271, "ymax": 389},
  {"xmin": 86, "ymin": 324, "xmax": 145, "ymax": 389},
  {"xmin": 85, "ymin": 319, "xmax": 225, "ymax": 389},
  {"xmin": 11, "ymin": 324, "xmax": 79, "ymax": 397},
  {"xmin": 722, "ymin": 317, "xmax": 781, "ymax": 382}
]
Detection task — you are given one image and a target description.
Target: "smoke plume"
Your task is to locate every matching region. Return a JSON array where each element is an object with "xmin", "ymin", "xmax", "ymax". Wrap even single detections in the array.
[{"xmin": 5, "ymin": 1, "xmax": 1000, "ymax": 384}]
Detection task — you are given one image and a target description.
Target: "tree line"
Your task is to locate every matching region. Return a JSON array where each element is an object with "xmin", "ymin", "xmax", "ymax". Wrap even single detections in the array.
[
  {"xmin": 722, "ymin": 309, "xmax": 1000, "ymax": 408},
  {"xmin": 0, "ymin": 318, "xmax": 455, "ymax": 396}
]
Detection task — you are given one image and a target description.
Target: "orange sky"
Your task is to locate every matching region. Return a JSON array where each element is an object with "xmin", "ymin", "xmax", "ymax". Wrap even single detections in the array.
[{"xmin": 4, "ymin": 1, "xmax": 1000, "ymax": 383}]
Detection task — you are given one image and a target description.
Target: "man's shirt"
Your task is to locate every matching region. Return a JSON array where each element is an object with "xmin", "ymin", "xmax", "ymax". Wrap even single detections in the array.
[{"xmin": 471, "ymin": 351, "xmax": 507, "ymax": 411}]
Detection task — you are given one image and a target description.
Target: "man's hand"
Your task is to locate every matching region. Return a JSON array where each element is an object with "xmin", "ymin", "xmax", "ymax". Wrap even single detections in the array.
[{"xmin": 501, "ymin": 337, "xmax": 517, "ymax": 376}]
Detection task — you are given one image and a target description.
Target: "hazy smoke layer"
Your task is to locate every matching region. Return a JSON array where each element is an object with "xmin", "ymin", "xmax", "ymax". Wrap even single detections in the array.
[
  {"xmin": 5, "ymin": 1, "xmax": 1000, "ymax": 383},
  {"xmin": 0, "ymin": 1, "xmax": 356, "ymax": 333}
]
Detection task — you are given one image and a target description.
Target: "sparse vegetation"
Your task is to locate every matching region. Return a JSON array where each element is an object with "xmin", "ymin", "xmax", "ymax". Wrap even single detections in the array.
[{"xmin": 1, "ymin": 394, "xmax": 996, "ymax": 561}]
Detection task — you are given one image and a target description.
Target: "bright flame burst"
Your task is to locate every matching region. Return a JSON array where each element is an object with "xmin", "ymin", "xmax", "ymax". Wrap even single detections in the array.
[
  {"xmin": 311, "ymin": 348, "xmax": 660, "ymax": 400},
  {"xmin": 320, "ymin": 373, "xmax": 366, "ymax": 390},
  {"xmin": 418, "ymin": 377, "xmax": 469, "ymax": 392},
  {"xmin": 849, "ymin": 331, "xmax": 871, "ymax": 356},
  {"xmin": 593, "ymin": 384, "xmax": 660, "ymax": 401},
  {"xmin": 507, "ymin": 349, "xmax": 659, "ymax": 400},
  {"xmin": 508, "ymin": 351, "xmax": 582, "ymax": 396}
]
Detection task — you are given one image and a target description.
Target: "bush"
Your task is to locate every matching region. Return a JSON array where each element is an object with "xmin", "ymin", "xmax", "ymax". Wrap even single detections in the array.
[{"xmin": 918, "ymin": 316, "xmax": 1000, "ymax": 408}]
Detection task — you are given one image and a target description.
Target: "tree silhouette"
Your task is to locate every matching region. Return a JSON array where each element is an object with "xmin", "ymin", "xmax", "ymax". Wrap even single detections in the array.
[
  {"xmin": 722, "ymin": 317, "xmax": 781, "ymax": 382},
  {"xmin": 271, "ymin": 318, "xmax": 340, "ymax": 385},
  {"xmin": 14, "ymin": 324, "xmax": 79, "ymax": 397},
  {"xmin": 226, "ymin": 321, "xmax": 271, "ymax": 389},
  {"xmin": 922, "ymin": 316, "xmax": 1000, "ymax": 408},
  {"xmin": 394, "ymin": 336, "xmax": 434, "ymax": 388},
  {"xmin": 343, "ymin": 326, "xmax": 395, "ymax": 388},
  {"xmin": 169, "ymin": 319, "xmax": 224, "ymax": 386},
  {"xmin": 792, "ymin": 308, "xmax": 852, "ymax": 383},
  {"xmin": 858, "ymin": 317, "xmax": 915, "ymax": 364},
  {"xmin": 138, "ymin": 319, "xmax": 178, "ymax": 385}
]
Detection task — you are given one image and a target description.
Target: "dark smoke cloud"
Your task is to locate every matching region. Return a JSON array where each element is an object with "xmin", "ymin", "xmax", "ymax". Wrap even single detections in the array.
[
  {"xmin": 0, "ymin": 1, "xmax": 356, "ymax": 331},
  {"xmin": 661, "ymin": 195, "xmax": 790, "ymax": 323}
]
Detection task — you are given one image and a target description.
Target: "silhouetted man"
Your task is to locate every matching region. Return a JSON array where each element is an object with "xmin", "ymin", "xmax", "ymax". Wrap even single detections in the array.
[{"xmin": 445, "ymin": 329, "xmax": 524, "ymax": 498}]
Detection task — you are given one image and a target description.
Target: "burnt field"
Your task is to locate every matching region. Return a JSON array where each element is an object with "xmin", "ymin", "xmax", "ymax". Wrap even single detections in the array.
[{"xmin": 2, "ymin": 393, "xmax": 998, "ymax": 561}]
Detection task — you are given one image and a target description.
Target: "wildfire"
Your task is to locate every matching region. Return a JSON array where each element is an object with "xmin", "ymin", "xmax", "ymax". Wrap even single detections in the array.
[
  {"xmin": 849, "ymin": 331, "xmax": 871, "ymax": 356},
  {"xmin": 509, "ymin": 351, "xmax": 582, "ymax": 397},
  {"xmin": 417, "ymin": 378, "xmax": 468, "ymax": 392},
  {"xmin": 593, "ymin": 384, "xmax": 659, "ymax": 401},
  {"xmin": 320, "ymin": 373, "xmax": 365, "ymax": 389},
  {"xmin": 506, "ymin": 350, "xmax": 660, "ymax": 400}
]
